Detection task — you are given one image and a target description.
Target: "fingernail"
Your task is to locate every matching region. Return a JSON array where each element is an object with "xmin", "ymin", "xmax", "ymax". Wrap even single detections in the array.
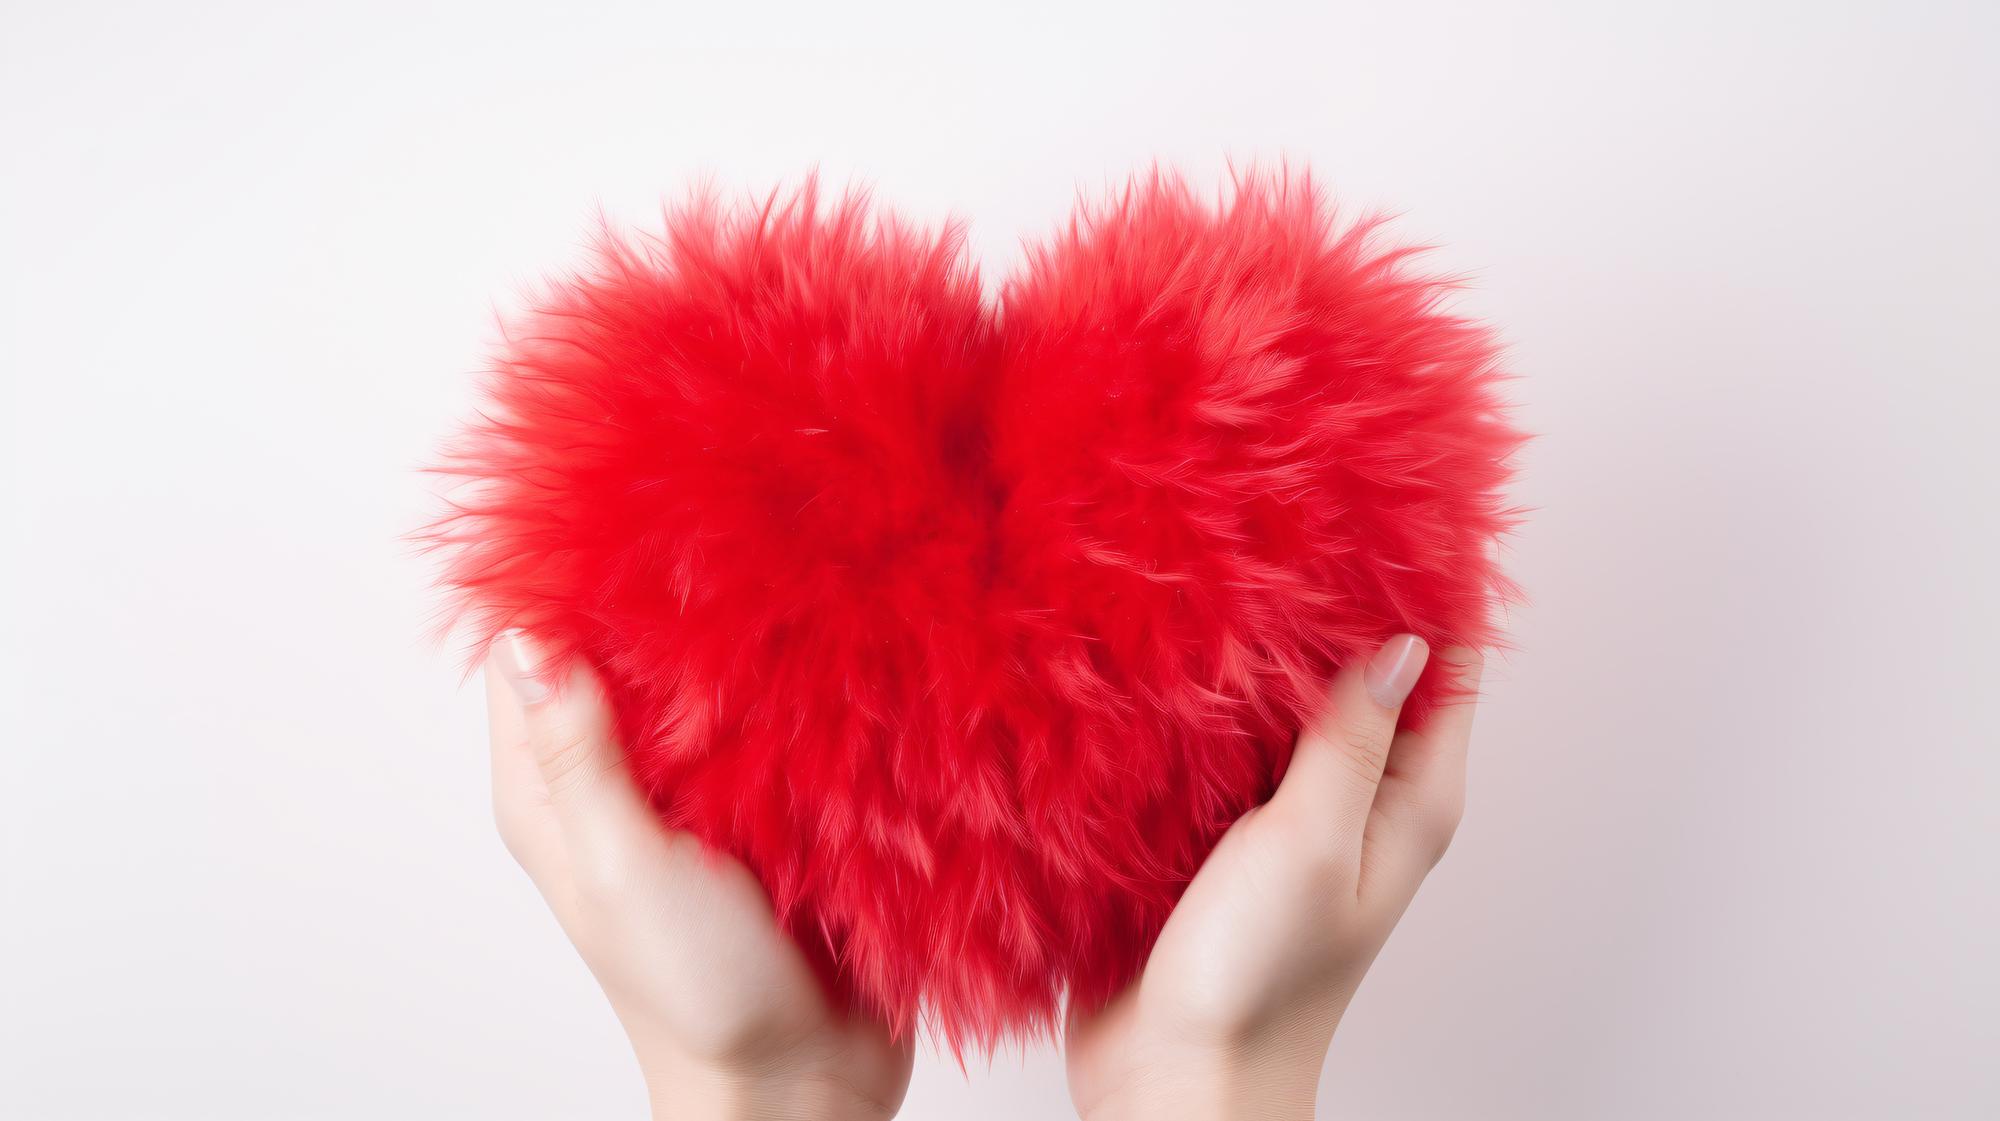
[
  {"xmin": 1363, "ymin": 634, "xmax": 1429, "ymax": 709},
  {"xmin": 494, "ymin": 629, "xmax": 551, "ymax": 704}
]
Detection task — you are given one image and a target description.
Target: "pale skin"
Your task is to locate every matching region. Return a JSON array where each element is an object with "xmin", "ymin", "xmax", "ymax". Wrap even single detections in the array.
[{"xmin": 488, "ymin": 632, "xmax": 1480, "ymax": 1120}]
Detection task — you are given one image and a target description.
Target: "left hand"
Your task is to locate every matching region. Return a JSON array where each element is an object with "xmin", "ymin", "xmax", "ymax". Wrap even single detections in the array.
[{"xmin": 486, "ymin": 630, "xmax": 913, "ymax": 1121}]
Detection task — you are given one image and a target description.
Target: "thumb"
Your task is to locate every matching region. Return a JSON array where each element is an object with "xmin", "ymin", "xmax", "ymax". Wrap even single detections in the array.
[
  {"xmin": 491, "ymin": 629, "xmax": 657, "ymax": 853},
  {"xmin": 1267, "ymin": 634, "xmax": 1429, "ymax": 874}
]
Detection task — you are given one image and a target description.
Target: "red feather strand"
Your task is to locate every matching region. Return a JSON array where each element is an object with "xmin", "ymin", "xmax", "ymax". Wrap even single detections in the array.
[{"xmin": 427, "ymin": 169, "xmax": 1522, "ymax": 1053}]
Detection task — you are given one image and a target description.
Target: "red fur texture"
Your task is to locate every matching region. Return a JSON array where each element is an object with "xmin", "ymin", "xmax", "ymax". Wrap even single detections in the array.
[{"xmin": 430, "ymin": 170, "xmax": 1521, "ymax": 1052}]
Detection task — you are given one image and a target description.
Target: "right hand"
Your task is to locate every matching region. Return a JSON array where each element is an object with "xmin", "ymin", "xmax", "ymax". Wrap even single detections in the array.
[{"xmin": 1065, "ymin": 637, "xmax": 1483, "ymax": 1121}]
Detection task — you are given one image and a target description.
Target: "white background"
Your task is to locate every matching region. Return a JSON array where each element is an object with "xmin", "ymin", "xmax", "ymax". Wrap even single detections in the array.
[{"xmin": 4, "ymin": 2, "xmax": 1996, "ymax": 1118}]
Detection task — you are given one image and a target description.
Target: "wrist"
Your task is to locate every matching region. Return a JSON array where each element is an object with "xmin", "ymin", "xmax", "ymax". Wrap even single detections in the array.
[
  {"xmin": 641, "ymin": 1052, "xmax": 897, "ymax": 1121},
  {"xmin": 1082, "ymin": 1064, "xmax": 1317, "ymax": 1121},
  {"xmin": 1078, "ymin": 1026, "xmax": 1331, "ymax": 1121}
]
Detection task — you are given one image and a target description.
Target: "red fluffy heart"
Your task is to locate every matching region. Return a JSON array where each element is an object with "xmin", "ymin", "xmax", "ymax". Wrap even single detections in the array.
[{"xmin": 430, "ymin": 170, "xmax": 1520, "ymax": 1051}]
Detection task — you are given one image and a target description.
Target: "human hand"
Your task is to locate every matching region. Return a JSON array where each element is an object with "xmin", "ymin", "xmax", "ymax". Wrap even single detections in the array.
[
  {"xmin": 1065, "ymin": 637, "xmax": 1481, "ymax": 1121},
  {"xmin": 485, "ymin": 632, "xmax": 913, "ymax": 1121}
]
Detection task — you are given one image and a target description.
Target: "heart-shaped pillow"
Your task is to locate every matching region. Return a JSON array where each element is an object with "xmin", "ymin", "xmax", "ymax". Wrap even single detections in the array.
[{"xmin": 432, "ymin": 170, "xmax": 1519, "ymax": 1051}]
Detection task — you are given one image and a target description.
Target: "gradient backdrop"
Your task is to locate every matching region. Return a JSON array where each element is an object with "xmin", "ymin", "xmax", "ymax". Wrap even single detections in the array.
[{"xmin": 4, "ymin": 2, "xmax": 1995, "ymax": 1118}]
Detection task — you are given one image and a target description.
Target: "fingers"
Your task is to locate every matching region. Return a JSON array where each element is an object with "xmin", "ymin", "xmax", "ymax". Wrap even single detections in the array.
[
  {"xmin": 1387, "ymin": 646, "xmax": 1482, "ymax": 821},
  {"xmin": 486, "ymin": 657, "xmax": 564, "ymax": 879},
  {"xmin": 1268, "ymin": 635, "xmax": 1429, "ymax": 874},
  {"xmin": 489, "ymin": 630, "xmax": 659, "ymax": 867},
  {"xmin": 1360, "ymin": 648, "xmax": 1484, "ymax": 900},
  {"xmin": 1360, "ymin": 648, "xmax": 1488, "ymax": 892}
]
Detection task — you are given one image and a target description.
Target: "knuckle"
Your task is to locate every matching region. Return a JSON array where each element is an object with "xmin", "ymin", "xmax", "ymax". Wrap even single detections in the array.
[
  {"xmin": 490, "ymin": 793, "xmax": 538, "ymax": 866},
  {"xmin": 1438, "ymin": 789, "xmax": 1467, "ymax": 833},
  {"xmin": 1291, "ymin": 821, "xmax": 1362, "ymax": 886},
  {"xmin": 533, "ymin": 726, "xmax": 604, "ymax": 794},
  {"xmin": 492, "ymin": 799, "xmax": 525, "ymax": 853},
  {"xmin": 1425, "ymin": 828, "xmax": 1457, "ymax": 868},
  {"xmin": 1421, "ymin": 798, "xmax": 1465, "ymax": 867},
  {"xmin": 1340, "ymin": 726, "xmax": 1393, "ymax": 781},
  {"xmin": 1232, "ymin": 803, "xmax": 1360, "ymax": 892},
  {"xmin": 1307, "ymin": 842, "xmax": 1362, "ymax": 889}
]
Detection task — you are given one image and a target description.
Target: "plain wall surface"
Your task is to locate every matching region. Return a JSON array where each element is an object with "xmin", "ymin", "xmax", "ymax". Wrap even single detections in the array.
[{"xmin": 4, "ymin": 2, "xmax": 1995, "ymax": 1117}]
